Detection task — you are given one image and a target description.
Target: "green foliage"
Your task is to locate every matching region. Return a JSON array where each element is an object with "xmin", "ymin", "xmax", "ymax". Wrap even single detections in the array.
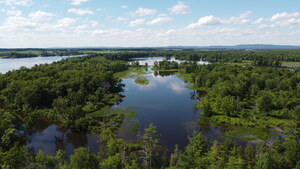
[
  {"xmin": 170, "ymin": 144, "xmax": 181, "ymax": 168},
  {"xmin": 255, "ymin": 153, "xmax": 273, "ymax": 169},
  {"xmin": 186, "ymin": 64, "xmax": 300, "ymax": 129},
  {"xmin": 179, "ymin": 131, "xmax": 209, "ymax": 169},
  {"xmin": 141, "ymin": 123, "xmax": 160, "ymax": 168},
  {"xmin": 0, "ymin": 146, "xmax": 32, "ymax": 168},
  {"xmin": 70, "ymin": 147, "xmax": 99, "ymax": 169},
  {"xmin": 100, "ymin": 153, "xmax": 122, "ymax": 169},
  {"xmin": 0, "ymin": 56, "xmax": 128, "ymax": 132},
  {"xmin": 134, "ymin": 76, "xmax": 149, "ymax": 85}
]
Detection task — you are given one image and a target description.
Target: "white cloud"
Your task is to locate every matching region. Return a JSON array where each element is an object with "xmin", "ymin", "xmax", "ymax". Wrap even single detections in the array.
[
  {"xmin": 70, "ymin": 0, "xmax": 89, "ymax": 6},
  {"xmin": 168, "ymin": 1, "xmax": 188, "ymax": 15},
  {"xmin": 186, "ymin": 16, "xmax": 223, "ymax": 29},
  {"xmin": 253, "ymin": 18, "xmax": 265, "ymax": 24},
  {"xmin": 6, "ymin": 10, "xmax": 22, "ymax": 16},
  {"xmin": 272, "ymin": 18, "xmax": 300, "ymax": 27},
  {"xmin": 121, "ymin": 5, "xmax": 128, "ymax": 9},
  {"xmin": 117, "ymin": 17, "xmax": 127, "ymax": 22},
  {"xmin": 239, "ymin": 11, "xmax": 252, "ymax": 18},
  {"xmin": 134, "ymin": 8, "xmax": 157, "ymax": 16},
  {"xmin": 53, "ymin": 18, "xmax": 77, "ymax": 30},
  {"xmin": 92, "ymin": 30, "xmax": 109, "ymax": 36},
  {"xmin": 258, "ymin": 24, "xmax": 269, "ymax": 29},
  {"xmin": 90, "ymin": 21, "xmax": 98, "ymax": 27},
  {"xmin": 68, "ymin": 9, "xmax": 94, "ymax": 15},
  {"xmin": 226, "ymin": 11, "xmax": 251, "ymax": 24},
  {"xmin": 147, "ymin": 17, "xmax": 172, "ymax": 25},
  {"xmin": 0, "ymin": 0, "xmax": 33, "ymax": 6},
  {"xmin": 186, "ymin": 11, "xmax": 253, "ymax": 29},
  {"xmin": 129, "ymin": 19, "xmax": 145, "ymax": 27},
  {"xmin": 251, "ymin": 12, "xmax": 300, "ymax": 28},
  {"xmin": 271, "ymin": 12, "xmax": 300, "ymax": 21},
  {"xmin": 0, "ymin": 16, "xmax": 39, "ymax": 31},
  {"xmin": 29, "ymin": 11, "xmax": 55, "ymax": 20}
]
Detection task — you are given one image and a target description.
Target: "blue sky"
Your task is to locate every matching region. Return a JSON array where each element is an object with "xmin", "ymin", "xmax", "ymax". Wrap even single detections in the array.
[{"xmin": 0, "ymin": 0, "xmax": 299, "ymax": 48}]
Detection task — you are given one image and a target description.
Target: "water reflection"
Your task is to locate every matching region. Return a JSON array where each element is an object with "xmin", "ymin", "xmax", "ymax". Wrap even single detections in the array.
[
  {"xmin": 28, "ymin": 121, "xmax": 100, "ymax": 156},
  {"xmin": 168, "ymin": 82, "xmax": 187, "ymax": 94},
  {"xmin": 154, "ymin": 71, "xmax": 177, "ymax": 77}
]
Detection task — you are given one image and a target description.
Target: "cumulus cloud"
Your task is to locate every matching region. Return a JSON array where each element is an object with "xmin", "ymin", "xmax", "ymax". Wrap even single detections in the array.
[
  {"xmin": 90, "ymin": 21, "xmax": 98, "ymax": 27},
  {"xmin": 121, "ymin": 5, "xmax": 128, "ymax": 9},
  {"xmin": 186, "ymin": 16, "xmax": 223, "ymax": 29},
  {"xmin": 6, "ymin": 10, "xmax": 22, "ymax": 16},
  {"xmin": 129, "ymin": 19, "xmax": 145, "ymax": 27},
  {"xmin": 186, "ymin": 11, "xmax": 253, "ymax": 29},
  {"xmin": 134, "ymin": 8, "xmax": 157, "ymax": 16},
  {"xmin": 227, "ymin": 11, "xmax": 251, "ymax": 24},
  {"xmin": 253, "ymin": 18, "xmax": 265, "ymax": 24},
  {"xmin": 70, "ymin": 0, "xmax": 89, "ymax": 6},
  {"xmin": 0, "ymin": 16, "xmax": 39, "ymax": 31},
  {"xmin": 53, "ymin": 18, "xmax": 77, "ymax": 30},
  {"xmin": 168, "ymin": 1, "xmax": 188, "ymax": 15},
  {"xmin": 251, "ymin": 12, "xmax": 300, "ymax": 28},
  {"xmin": 117, "ymin": 17, "xmax": 127, "ymax": 21},
  {"xmin": 92, "ymin": 30, "xmax": 109, "ymax": 36},
  {"xmin": 0, "ymin": 0, "xmax": 32, "ymax": 6},
  {"xmin": 147, "ymin": 17, "xmax": 172, "ymax": 25},
  {"xmin": 29, "ymin": 11, "xmax": 55, "ymax": 20},
  {"xmin": 239, "ymin": 11, "xmax": 252, "ymax": 18},
  {"xmin": 271, "ymin": 12, "xmax": 300, "ymax": 21},
  {"xmin": 68, "ymin": 9, "xmax": 94, "ymax": 15}
]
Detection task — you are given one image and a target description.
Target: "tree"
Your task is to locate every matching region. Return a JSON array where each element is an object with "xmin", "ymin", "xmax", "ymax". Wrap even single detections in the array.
[
  {"xmin": 141, "ymin": 123, "xmax": 160, "ymax": 168},
  {"xmin": 100, "ymin": 153, "xmax": 122, "ymax": 169},
  {"xmin": 70, "ymin": 147, "xmax": 98, "ymax": 169},
  {"xmin": 207, "ymin": 141, "xmax": 224, "ymax": 168},
  {"xmin": 256, "ymin": 91, "xmax": 274, "ymax": 113},
  {"xmin": 243, "ymin": 143, "xmax": 256, "ymax": 167},
  {"xmin": 225, "ymin": 155, "xmax": 245, "ymax": 169},
  {"xmin": 0, "ymin": 146, "xmax": 32, "ymax": 168},
  {"xmin": 124, "ymin": 160, "xmax": 140, "ymax": 169},
  {"xmin": 255, "ymin": 153, "xmax": 273, "ymax": 169},
  {"xmin": 170, "ymin": 144, "xmax": 181, "ymax": 168},
  {"xmin": 283, "ymin": 135, "xmax": 300, "ymax": 168},
  {"xmin": 179, "ymin": 131, "xmax": 209, "ymax": 169}
]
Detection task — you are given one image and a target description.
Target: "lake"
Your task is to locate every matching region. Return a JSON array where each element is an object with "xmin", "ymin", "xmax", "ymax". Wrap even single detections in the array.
[
  {"xmin": 0, "ymin": 57, "xmax": 277, "ymax": 156},
  {"xmin": 24, "ymin": 57, "xmax": 226, "ymax": 156},
  {"xmin": 0, "ymin": 55, "xmax": 83, "ymax": 74}
]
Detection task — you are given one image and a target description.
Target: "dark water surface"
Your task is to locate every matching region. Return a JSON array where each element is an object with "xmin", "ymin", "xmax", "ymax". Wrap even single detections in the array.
[{"xmin": 115, "ymin": 71, "xmax": 203, "ymax": 149}]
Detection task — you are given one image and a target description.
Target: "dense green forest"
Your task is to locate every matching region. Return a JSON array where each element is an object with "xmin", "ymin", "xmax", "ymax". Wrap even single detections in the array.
[
  {"xmin": 0, "ymin": 49, "xmax": 81, "ymax": 58},
  {"xmin": 0, "ymin": 51, "xmax": 300, "ymax": 168},
  {"xmin": 2, "ymin": 49, "xmax": 300, "ymax": 64},
  {"xmin": 154, "ymin": 60, "xmax": 300, "ymax": 130}
]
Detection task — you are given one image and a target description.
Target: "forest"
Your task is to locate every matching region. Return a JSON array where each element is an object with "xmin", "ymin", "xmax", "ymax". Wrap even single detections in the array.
[
  {"xmin": 0, "ymin": 51, "xmax": 299, "ymax": 168},
  {"xmin": 2, "ymin": 49, "xmax": 300, "ymax": 64}
]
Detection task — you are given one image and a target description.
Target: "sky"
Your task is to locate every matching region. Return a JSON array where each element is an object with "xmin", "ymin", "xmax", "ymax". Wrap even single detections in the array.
[{"xmin": 0, "ymin": 0, "xmax": 300, "ymax": 48}]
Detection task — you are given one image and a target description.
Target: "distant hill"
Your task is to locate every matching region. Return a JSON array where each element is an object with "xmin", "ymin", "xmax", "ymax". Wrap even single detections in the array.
[
  {"xmin": 207, "ymin": 44, "xmax": 300, "ymax": 49},
  {"xmin": 73, "ymin": 44, "xmax": 300, "ymax": 50},
  {"xmin": 166, "ymin": 44, "xmax": 300, "ymax": 50}
]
